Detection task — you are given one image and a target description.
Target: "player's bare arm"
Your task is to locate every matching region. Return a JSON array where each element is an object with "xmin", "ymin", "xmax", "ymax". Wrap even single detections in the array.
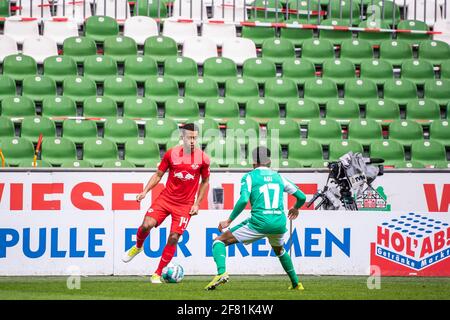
[
  {"xmin": 190, "ymin": 176, "xmax": 210, "ymax": 216},
  {"xmin": 136, "ymin": 170, "xmax": 166, "ymax": 202}
]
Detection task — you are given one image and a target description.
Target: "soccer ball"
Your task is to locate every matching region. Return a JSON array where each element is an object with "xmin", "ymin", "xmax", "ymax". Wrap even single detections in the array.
[{"xmin": 161, "ymin": 262, "xmax": 184, "ymax": 283}]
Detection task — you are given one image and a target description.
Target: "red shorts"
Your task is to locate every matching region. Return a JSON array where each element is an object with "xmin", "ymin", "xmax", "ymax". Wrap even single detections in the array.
[{"xmin": 145, "ymin": 197, "xmax": 192, "ymax": 235}]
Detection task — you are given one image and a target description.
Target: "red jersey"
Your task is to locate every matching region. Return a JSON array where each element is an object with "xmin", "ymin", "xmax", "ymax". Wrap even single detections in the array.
[{"xmin": 156, "ymin": 145, "xmax": 210, "ymax": 205}]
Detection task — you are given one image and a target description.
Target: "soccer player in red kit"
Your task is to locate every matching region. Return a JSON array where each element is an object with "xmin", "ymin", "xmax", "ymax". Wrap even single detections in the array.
[{"xmin": 122, "ymin": 123, "xmax": 210, "ymax": 284}]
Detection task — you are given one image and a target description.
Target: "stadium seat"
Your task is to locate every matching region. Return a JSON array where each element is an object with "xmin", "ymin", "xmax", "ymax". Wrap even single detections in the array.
[
  {"xmin": 22, "ymin": 75, "xmax": 56, "ymax": 103},
  {"xmin": 357, "ymin": 20, "xmax": 391, "ymax": 46},
  {"xmin": 172, "ymin": 0, "xmax": 208, "ymax": 20},
  {"xmin": 0, "ymin": 137, "xmax": 35, "ymax": 166},
  {"xmin": 63, "ymin": 37, "xmax": 97, "ymax": 64},
  {"xmin": 406, "ymin": 99, "xmax": 441, "ymax": 122},
  {"xmin": 1, "ymin": 96, "xmax": 35, "ymax": 118},
  {"xmin": 41, "ymin": 96, "xmax": 77, "ymax": 118},
  {"xmin": 264, "ymin": 78, "xmax": 299, "ymax": 104},
  {"xmin": 83, "ymin": 96, "xmax": 118, "ymax": 118},
  {"xmin": 383, "ymin": 79, "xmax": 418, "ymax": 105},
  {"xmin": 185, "ymin": 117, "xmax": 221, "ymax": 145},
  {"xmin": 322, "ymin": 59, "xmax": 356, "ymax": 85},
  {"xmin": 367, "ymin": 0, "xmax": 400, "ymax": 25},
  {"xmin": 347, "ymin": 119, "xmax": 383, "ymax": 146},
  {"xmin": 266, "ymin": 118, "xmax": 301, "ymax": 145},
  {"xmin": 18, "ymin": 1, "xmax": 50, "ymax": 20},
  {"xmin": 124, "ymin": 16, "xmax": 159, "ymax": 46},
  {"xmin": 205, "ymin": 137, "xmax": 243, "ymax": 166},
  {"xmin": 301, "ymin": 38, "xmax": 335, "ymax": 65},
  {"xmin": 124, "ymin": 138, "xmax": 160, "ymax": 167},
  {"xmin": 83, "ymin": 138, "xmax": 118, "ymax": 167},
  {"xmin": 94, "ymin": 0, "xmax": 131, "ymax": 19},
  {"xmin": 325, "ymin": 98, "xmax": 360, "ymax": 123},
  {"xmin": 144, "ymin": 36, "xmax": 178, "ymax": 63},
  {"xmin": 203, "ymin": 57, "xmax": 237, "ymax": 84},
  {"xmin": 396, "ymin": 20, "xmax": 431, "ymax": 45},
  {"xmin": 3, "ymin": 17, "xmax": 39, "ymax": 44},
  {"xmin": 288, "ymin": 139, "xmax": 324, "ymax": 167},
  {"xmin": 429, "ymin": 120, "xmax": 450, "ymax": 147},
  {"xmin": 62, "ymin": 119, "xmax": 98, "ymax": 144},
  {"xmin": 327, "ymin": 0, "xmax": 361, "ymax": 25},
  {"xmin": 145, "ymin": 118, "xmax": 180, "ymax": 145},
  {"xmin": 329, "ymin": 140, "xmax": 364, "ymax": 160},
  {"xmin": 369, "ymin": 140, "xmax": 405, "ymax": 167},
  {"xmin": 304, "ymin": 78, "xmax": 338, "ymax": 105},
  {"xmin": 280, "ymin": 25, "xmax": 314, "ymax": 48},
  {"xmin": 134, "ymin": 0, "xmax": 168, "ymax": 18},
  {"xmin": 0, "ymin": 116, "xmax": 15, "ymax": 138},
  {"xmin": 123, "ymin": 55, "xmax": 158, "ymax": 83},
  {"xmin": 43, "ymin": 56, "xmax": 78, "ymax": 83},
  {"xmin": 164, "ymin": 56, "xmax": 198, "ymax": 84},
  {"xmin": 282, "ymin": 59, "xmax": 316, "ymax": 86},
  {"xmin": 103, "ymin": 76, "xmax": 138, "ymax": 103},
  {"xmin": 104, "ymin": 117, "xmax": 139, "ymax": 144},
  {"xmin": 123, "ymin": 97, "xmax": 158, "ymax": 119},
  {"xmin": 339, "ymin": 39, "xmax": 374, "ymax": 65},
  {"xmin": 388, "ymin": 119, "xmax": 424, "ymax": 146},
  {"xmin": 102, "ymin": 159, "xmax": 136, "ymax": 168},
  {"xmin": 61, "ymin": 160, "xmax": 94, "ymax": 168},
  {"xmin": 225, "ymin": 77, "xmax": 260, "ymax": 105},
  {"xmin": 226, "ymin": 118, "xmax": 260, "ymax": 144},
  {"xmin": 43, "ymin": 19, "xmax": 79, "ymax": 45},
  {"xmin": 359, "ymin": 59, "xmax": 394, "ymax": 85},
  {"xmin": 241, "ymin": 26, "xmax": 276, "ymax": 47},
  {"xmin": 284, "ymin": 0, "xmax": 321, "ymax": 25},
  {"xmin": 418, "ymin": 40, "xmax": 450, "ymax": 65},
  {"xmin": 85, "ymin": 16, "xmax": 119, "ymax": 43},
  {"xmin": 184, "ymin": 77, "xmax": 219, "ymax": 104},
  {"xmin": 83, "ymin": 55, "xmax": 118, "ymax": 83},
  {"xmin": 18, "ymin": 159, "xmax": 52, "ymax": 168},
  {"xmin": 248, "ymin": 0, "xmax": 284, "ymax": 21},
  {"xmin": 424, "ymin": 79, "xmax": 450, "ymax": 106},
  {"xmin": 245, "ymin": 98, "xmax": 280, "ymax": 124},
  {"xmin": 319, "ymin": 19, "xmax": 353, "ymax": 45},
  {"xmin": 41, "ymin": 137, "xmax": 77, "ymax": 166},
  {"xmin": 379, "ymin": 40, "xmax": 413, "ymax": 67},
  {"xmin": 202, "ymin": 22, "xmax": 238, "ymax": 46},
  {"xmin": 242, "ymin": 58, "xmax": 277, "ymax": 85},
  {"xmin": 261, "ymin": 38, "xmax": 296, "ymax": 65},
  {"xmin": 164, "ymin": 97, "xmax": 199, "ymax": 123},
  {"xmin": 411, "ymin": 140, "xmax": 448, "ymax": 168},
  {"xmin": 285, "ymin": 99, "xmax": 321, "ymax": 124},
  {"xmin": 401, "ymin": 59, "xmax": 435, "ymax": 85},
  {"xmin": 307, "ymin": 118, "xmax": 342, "ymax": 145},
  {"xmin": 365, "ymin": 99, "xmax": 400, "ymax": 121},
  {"xmin": 162, "ymin": 20, "xmax": 198, "ymax": 45},
  {"xmin": 63, "ymin": 76, "xmax": 97, "ymax": 103},
  {"xmin": 210, "ymin": 0, "xmax": 247, "ymax": 22},
  {"xmin": 20, "ymin": 116, "xmax": 56, "ymax": 143},
  {"xmin": 277, "ymin": 158, "xmax": 303, "ymax": 169},
  {"xmin": 0, "ymin": 35, "xmax": 18, "ymax": 63},
  {"xmin": 344, "ymin": 79, "xmax": 378, "ymax": 105},
  {"xmin": 222, "ymin": 38, "xmax": 257, "ymax": 65},
  {"xmin": 183, "ymin": 37, "xmax": 218, "ymax": 65},
  {"xmin": 56, "ymin": 1, "xmax": 92, "ymax": 25},
  {"xmin": 204, "ymin": 97, "xmax": 239, "ymax": 124},
  {"xmin": 145, "ymin": 76, "xmax": 180, "ymax": 103},
  {"xmin": 103, "ymin": 36, "xmax": 138, "ymax": 63},
  {"xmin": 2, "ymin": 54, "xmax": 37, "ymax": 82},
  {"xmin": 22, "ymin": 36, "xmax": 58, "ymax": 64},
  {"xmin": 0, "ymin": 75, "xmax": 16, "ymax": 101}
]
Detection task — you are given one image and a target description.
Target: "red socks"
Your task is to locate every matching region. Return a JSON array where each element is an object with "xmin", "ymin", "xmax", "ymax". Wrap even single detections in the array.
[
  {"xmin": 136, "ymin": 226, "xmax": 150, "ymax": 249},
  {"xmin": 155, "ymin": 244, "xmax": 176, "ymax": 275}
]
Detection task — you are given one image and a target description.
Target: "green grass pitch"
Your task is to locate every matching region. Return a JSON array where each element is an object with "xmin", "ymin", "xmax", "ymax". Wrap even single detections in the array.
[{"xmin": 0, "ymin": 276, "xmax": 449, "ymax": 300}]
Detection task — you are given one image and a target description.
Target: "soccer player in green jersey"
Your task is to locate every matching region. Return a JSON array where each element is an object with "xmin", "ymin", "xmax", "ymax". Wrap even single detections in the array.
[{"xmin": 205, "ymin": 146, "xmax": 307, "ymax": 291}]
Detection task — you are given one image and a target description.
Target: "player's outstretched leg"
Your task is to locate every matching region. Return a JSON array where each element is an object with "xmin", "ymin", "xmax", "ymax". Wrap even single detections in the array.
[
  {"xmin": 205, "ymin": 240, "xmax": 229, "ymax": 290},
  {"xmin": 273, "ymin": 246, "xmax": 304, "ymax": 291},
  {"xmin": 122, "ymin": 217, "xmax": 156, "ymax": 263},
  {"xmin": 152, "ymin": 232, "xmax": 180, "ymax": 284}
]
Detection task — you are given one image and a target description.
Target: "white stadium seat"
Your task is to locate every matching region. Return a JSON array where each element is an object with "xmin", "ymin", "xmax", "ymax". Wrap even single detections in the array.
[
  {"xmin": 182, "ymin": 36, "xmax": 218, "ymax": 64},
  {"xmin": 202, "ymin": 21, "xmax": 237, "ymax": 46},
  {"xmin": 172, "ymin": 0, "xmax": 209, "ymax": 20},
  {"xmin": 43, "ymin": 18, "xmax": 79, "ymax": 45},
  {"xmin": 124, "ymin": 16, "xmax": 159, "ymax": 46},
  {"xmin": 163, "ymin": 19, "xmax": 198, "ymax": 44},
  {"xmin": 3, "ymin": 16, "xmax": 40, "ymax": 45},
  {"xmin": 0, "ymin": 35, "xmax": 19, "ymax": 63},
  {"xmin": 433, "ymin": 19, "xmax": 450, "ymax": 44},
  {"xmin": 18, "ymin": 0, "xmax": 52, "ymax": 20},
  {"xmin": 22, "ymin": 36, "xmax": 59, "ymax": 64},
  {"xmin": 222, "ymin": 37, "xmax": 257, "ymax": 65},
  {"xmin": 211, "ymin": 0, "xmax": 247, "ymax": 22},
  {"xmin": 56, "ymin": 0, "xmax": 92, "ymax": 25},
  {"xmin": 94, "ymin": 0, "xmax": 131, "ymax": 20}
]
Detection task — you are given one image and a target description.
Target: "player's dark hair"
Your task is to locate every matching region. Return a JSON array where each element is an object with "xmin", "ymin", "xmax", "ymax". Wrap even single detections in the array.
[
  {"xmin": 182, "ymin": 123, "xmax": 199, "ymax": 133},
  {"xmin": 252, "ymin": 146, "xmax": 271, "ymax": 165}
]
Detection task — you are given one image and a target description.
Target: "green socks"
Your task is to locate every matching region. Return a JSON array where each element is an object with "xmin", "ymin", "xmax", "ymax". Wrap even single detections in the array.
[
  {"xmin": 212, "ymin": 240, "xmax": 227, "ymax": 275},
  {"xmin": 278, "ymin": 250, "xmax": 299, "ymax": 287}
]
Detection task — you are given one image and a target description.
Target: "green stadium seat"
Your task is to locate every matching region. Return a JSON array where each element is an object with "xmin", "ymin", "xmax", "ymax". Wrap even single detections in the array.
[
  {"xmin": 123, "ymin": 97, "xmax": 158, "ymax": 119},
  {"xmin": 83, "ymin": 55, "xmax": 118, "ymax": 83},
  {"xmin": 304, "ymin": 78, "xmax": 338, "ymax": 105},
  {"xmin": 2, "ymin": 54, "xmax": 37, "ymax": 82},
  {"xmin": 62, "ymin": 119, "xmax": 98, "ymax": 144},
  {"xmin": 344, "ymin": 78, "xmax": 378, "ymax": 105},
  {"xmin": 83, "ymin": 137, "xmax": 118, "ymax": 167},
  {"xmin": 370, "ymin": 140, "xmax": 405, "ymax": 167},
  {"xmin": 362, "ymin": 0, "xmax": 400, "ymax": 25},
  {"xmin": 204, "ymin": 97, "xmax": 239, "ymax": 123},
  {"xmin": 104, "ymin": 117, "xmax": 139, "ymax": 144},
  {"xmin": 145, "ymin": 76, "xmax": 179, "ymax": 103},
  {"xmin": 85, "ymin": 16, "xmax": 119, "ymax": 43},
  {"xmin": 134, "ymin": 0, "xmax": 168, "ymax": 17},
  {"xmin": 241, "ymin": 26, "xmax": 276, "ymax": 47},
  {"xmin": 281, "ymin": 58, "xmax": 316, "ymax": 86},
  {"xmin": 43, "ymin": 56, "xmax": 78, "ymax": 83},
  {"xmin": 411, "ymin": 140, "xmax": 448, "ymax": 168},
  {"xmin": 322, "ymin": 59, "xmax": 356, "ymax": 85},
  {"xmin": 319, "ymin": 19, "xmax": 353, "ymax": 45},
  {"xmin": 0, "ymin": 0, "xmax": 9, "ymax": 18},
  {"xmin": 379, "ymin": 40, "xmax": 413, "ymax": 67},
  {"xmin": 430, "ymin": 120, "xmax": 450, "ymax": 147},
  {"xmin": 280, "ymin": 25, "xmax": 314, "ymax": 47},
  {"xmin": 164, "ymin": 56, "xmax": 198, "ymax": 84},
  {"xmin": 61, "ymin": 160, "xmax": 94, "ymax": 168},
  {"xmin": 339, "ymin": 39, "xmax": 374, "ymax": 65},
  {"xmin": 41, "ymin": 137, "xmax": 77, "ymax": 166},
  {"xmin": 288, "ymin": 139, "xmax": 324, "ymax": 167},
  {"xmin": 396, "ymin": 20, "xmax": 431, "ymax": 46},
  {"xmin": 0, "ymin": 137, "xmax": 35, "ymax": 166},
  {"xmin": 18, "ymin": 159, "xmax": 52, "ymax": 168},
  {"xmin": 41, "ymin": 96, "xmax": 77, "ymax": 118},
  {"xmin": 401, "ymin": 59, "xmax": 435, "ymax": 85},
  {"xmin": 225, "ymin": 77, "xmax": 260, "ymax": 105},
  {"xmin": 1, "ymin": 96, "xmax": 35, "ymax": 118},
  {"xmin": 20, "ymin": 116, "xmax": 56, "ymax": 143},
  {"xmin": 285, "ymin": 98, "xmax": 320, "ymax": 124},
  {"xmin": 164, "ymin": 97, "xmax": 199, "ymax": 123},
  {"xmin": 277, "ymin": 158, "xmax": 302, "ymax": 169},
  {"xmin": 264, "ymin": 78, "xmax": 299, "ymax": 104},
  {"xmin": 185, "ymin": 117, "xmax": 221, "ymax": 145},
  {"xmin": 242, "ymin": 58, "xmax": 277, "ymax": 84},
  {"xmin": 261, "ymin": 38, "xmax": 296, "ymax": 65},
  {"xmin": 102, "ymin": 159, "xmax": 137, "ymax": 168},
  {"xmin": 0, "ymin": 75, "xmax": 16, "ymax": 101},
  {"xmin": 388, "ymin": 119, "xmax": 423, "ymax": 146},
  {"xmin": 325, "ymin": 98, "xmax": 360, "ymax": 123},
  {"xmin": 424, "ymin": 79, "xmax": 450, "ymax": 106},
  {"xmin": 203, "ymin": 57, "xmax": 238, "ymax": 84},
  {"xmin": 103, "ymin": 76, "xmax": 138, "ymax": 103},
  {"xmin": 329, "ymin": 140, "xmax": 364, "ymax": 160},
  {"xmin": 184, "ymin": 77, "xmax": 219, "ymax": 104},
  {"xmin": 226, "ymin": 118, "xmax": 260, "ymax": 144},
  {"xmin": 418, "ymin": 40, "xmax": 450, "ymax": 66},
  {"xmin": 245, "ymin": 97, "xmax": 280, "ymax": 124},
  {"xmin": 124, "ymin": 138, "xmax": 160, "ymax": 167},
  {"xmin": 307, "ymin": 118, "xmax": 342, "ymax": 145},
  {"xmin": 83, "ymin": 96, "xmax": 118, "ymax": 118},
  {"xmin": 347, "ymin": 118, "xmax": 383, "ymax": 146},
  {"xmin": 406, "ymin": 99, "xmax": 441, "ymax": 122},
  {"xmin": 301, "ymin": 38, "xmax": 335, "ymax": 65},
  {"xmin": 284, "ymin": 0, "xmax": 321, "ymax": 25},
  {"xmin": 144, "ymin": 36, "xmax": 178, "ymax": 63},
  {"xmin": 124, "ymin": 55, "xmax": 158, "ymax": 83},
  {"xmin": 359, "ymin": 59, "xmax": 393, "ymax": 85},
  {"xmin": 63, "ymin": 76, "xmax": 97, "ymax": 103},
  {"xmin": 365, "ymin": 99, "xmax": 400, "ymax": 121},
  {"xmin": 383, "ymin": 79, "xmax": 418, "ymax": 105},
  {"xmin": 327, "ymin": 0, "xmax": 361, "ymax": 25},
  {"xmin": 22, "ymin": 75, "xmax": 56, "ymax": 102},
  {"xmin": 266, "ymin": 118, "xmax": 301, "ymax": 145},
  {"xmin": 357, "ymin": 20, "xmax": 391, "ymax": 46},
  {"xmin": 0, "ymin": 116, "xmax": 15, "ymax": 138},
  {"xmin": 63, "ymin": 37, "xmax": 97, "ymax": 64},
  {"xmin": 145, "ymin": 118, "xmax": 180, "ymax": 145},
  {"xmin": 249, "ymin": 0, "xmax": 285, "ymax": 21},
  {"xmin": 103, "ymin": 36, "xmax": 138, "ymax": 63}
]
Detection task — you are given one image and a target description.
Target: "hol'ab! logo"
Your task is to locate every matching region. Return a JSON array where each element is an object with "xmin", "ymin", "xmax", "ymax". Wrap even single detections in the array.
[{"xmin": 370, "ymin": 212, "xmax": 450, "ymax": 276}]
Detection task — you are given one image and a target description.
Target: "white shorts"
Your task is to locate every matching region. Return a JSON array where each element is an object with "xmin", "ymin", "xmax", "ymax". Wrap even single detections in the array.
[{"xmin": 231, "ymin": 224, "xmax": 285, "ymax": 247}]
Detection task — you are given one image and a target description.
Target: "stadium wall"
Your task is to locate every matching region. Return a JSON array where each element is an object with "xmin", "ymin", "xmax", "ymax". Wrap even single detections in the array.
[{"xmin": 0, "ymin": 170, "xmax": 449, "ymax": 276}]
